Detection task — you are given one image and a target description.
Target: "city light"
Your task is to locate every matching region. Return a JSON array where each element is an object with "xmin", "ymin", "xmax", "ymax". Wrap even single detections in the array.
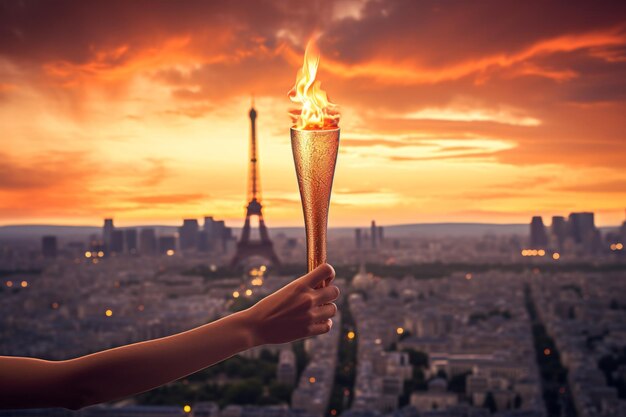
[
  {"xmin": 137, "ymin": 304, "xmax": 144, "ymax": 312},
  {"xmin": 553, "ymin": 252, "xmax": 560, "ymax": 260},
  {"xmin": 347, "ymin": 331, "xmax": 356, "ymax": 340},
  {"xmin": 5, "ymin": 281, "xmax": 12, "ymax": 288},
  {"xmin": 309, "ymin": 376, "xmax": 316, "ymax": 384},
  {"xmin": 105, "ymin": 309, "xmax": 113, "ymax": 317},
  {"xmin": 166, "ymin": 249, "xmax": 175, "ymax": 256},
  {"xmin": 330, "ymin": 409, "xmax": 337, "ymax": 416},
  {"xmin": 465, "ymin": 273, "xmax": 472, "ymax": 280},
  {"xmin": 183, "ymin": 405, "xmax": 191, "ymax": 413},
  {"xmin": 251, "ymin": 277, "xmax": 263, "ymax": 286},
  {"xmin": 84, "ymin": 251, "xmax": 92, "ymax": 258},
  {"xmin": 21, "ymin": 280, "xmax": 28, "ymax": 288},
  {"xmin": 610, "ymin": 243, "xmax": 623, "ymax": 251},
  {"xmin": 544, "ymin": 348, "xmax": 551, "ymax": 356},
  {"xmin": 232, "ymin": 291, "xmax": 240, "ymax": 298},
  {"xmin": 260, "ymin": 265, "xmax": 267, "ymax": 272},
  {"xmin": 396, "ymin": 327, "xmax": 404, "ymax": 335},
  {"xmin": 522, "ymin": 249, "xmax": 550, "ymax": 257},
  {"xmin": 51, "ymin": 302, "xmax": 59, "ymax": 309},
  {"xmin": 245, "ymin": 289, "xmax": 253, "ymax": 296},
  {"xmin": 97, "ymin": 251, "xmax": 104, "ymax": 258}
]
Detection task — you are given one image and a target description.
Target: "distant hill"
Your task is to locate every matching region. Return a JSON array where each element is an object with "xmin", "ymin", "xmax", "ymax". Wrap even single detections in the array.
[
  {"xmin": 2, "ymin": 222, "xmax": 620, "ymax": 245},
  {"xmin": 0, "ymin": 222, "xmax": 532, "ymax": 240},
  {"xmin": 1, "ymin": 222, "xmax": 619, "ymax": 242}
]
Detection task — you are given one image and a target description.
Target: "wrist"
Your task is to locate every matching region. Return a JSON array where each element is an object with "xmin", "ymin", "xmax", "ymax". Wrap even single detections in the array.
[{"xmin": 232, "ymin": 308, "xmax": 262, "ymax": 349}]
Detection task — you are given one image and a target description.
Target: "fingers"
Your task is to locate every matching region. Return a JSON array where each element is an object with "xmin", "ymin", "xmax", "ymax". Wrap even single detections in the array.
[
  {"xmin": 308, "ymin": 319, "xmax": 333, "ymax": 336},
  {"xmin": 313, "ymin": 285, "xmax": 340, "ymax": 305},
  {"xmin": 310, "ymin": 303, "xmax": 337, "ymax": 322},
  {"xmin": 301, "ymin": 263, "xmax": 335, "ymax": 288}
]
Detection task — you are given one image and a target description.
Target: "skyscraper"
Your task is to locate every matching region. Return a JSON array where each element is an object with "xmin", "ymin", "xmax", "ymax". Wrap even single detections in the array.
[
  {"xmin": 529, "ymin": 216, "xmax": 548, "ymax": 248},
  {"xmin": 355, "ymin": 229, "xmax": 362, "ymax": 249},
  {"xmin": 179, "ymin": 219, "xmax": 199, "ymax": 251},
  {"xmin": 158, "ymin": 236, "xmax": 176, "ymax": 255},
  {"xmin": 124, "ymin": 229, "xmax": 138, "ymax": 254},
  {"xmin": 568, "ymin": 212, "xmax": 596, "ymax": 245},
  {"xmin": 371, "ymin": 220, "xmax": 378, "ymax": 249},
  {"xmin": 110, "ymin": 230, "xmax": 124, "ymax": 254},
  {"xmin": 551, "ymin": 216, "xmax": 567, "ymax": 247},
  {"xmin": 139, "ymin": 228, "xmax": 157, "ymax": 255},
  {"xmin": 203, "ymin": 216, "xmax": 216, "ymax": 239},
  {"xmin": 103, "ymin": 218, "xmax": 114, "ymax": 250},
  {"xmin": 41, "ymin": 235, "xmax": 58, "ymax": 258},
  {"xmin": 198, "ymin": 216, "xmax": 214, "ymax": 252}
]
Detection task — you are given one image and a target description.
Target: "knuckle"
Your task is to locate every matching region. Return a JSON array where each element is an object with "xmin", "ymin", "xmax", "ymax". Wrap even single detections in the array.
[
  {"xmin": 330, "ymin": 303, "xmax": 338, "ymax": 316},
  {"xmin": 306, "ymin": 293, "xmax": 316, "ymax": 307},
  {"xmin": 320, "ymin": 263, "xmax": 335, "ymax": 278},
  {"xmin": 306, "ymin": 310, "xmax": 316, "ymax": 322}
]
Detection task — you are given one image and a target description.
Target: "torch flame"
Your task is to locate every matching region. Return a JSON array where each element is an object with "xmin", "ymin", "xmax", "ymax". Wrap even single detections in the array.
[{"xmin": 289, "ymin": 39, "xmax": 339, "ymax": 130}]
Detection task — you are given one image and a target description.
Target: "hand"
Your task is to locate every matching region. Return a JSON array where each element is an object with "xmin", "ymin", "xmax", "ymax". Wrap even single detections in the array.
[{"xmin": 242, "ymin": 263, "xmax": 339, "ymax": 346}]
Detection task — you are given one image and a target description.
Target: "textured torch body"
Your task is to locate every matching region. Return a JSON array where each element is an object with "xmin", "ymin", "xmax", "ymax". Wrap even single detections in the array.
[{"xmin": 290, "ymin": 127, "xmax": 340, "ymax": 283}]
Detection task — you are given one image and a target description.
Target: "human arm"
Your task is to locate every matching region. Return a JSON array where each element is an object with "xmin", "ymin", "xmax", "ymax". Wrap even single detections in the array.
[{"xmin": 0, "ymin": 263, "xmax": 338, "ymax": 409}]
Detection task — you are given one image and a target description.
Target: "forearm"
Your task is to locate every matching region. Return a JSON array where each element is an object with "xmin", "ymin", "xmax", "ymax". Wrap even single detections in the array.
[{"xmin": 1, "ymin": 310, "xmax": 257, "ymax": 409}]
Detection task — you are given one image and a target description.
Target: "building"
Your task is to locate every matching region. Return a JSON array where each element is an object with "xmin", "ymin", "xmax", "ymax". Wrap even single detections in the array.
[
  {"xmin": 355, "ymin": 229, "xmax": 362, "ymax": 249},
  {"xmin": 277, "ymin": 349, "xmax": 297, "ymax": 386},
  {"xmin": 179, "ymin": 219, "xmax": 199, "ymax": 251},
  {"xmin": 41, "ymin": 235, "xmax": 58, "ymax": 258},
  {"xmin": 124, "ymin": 229, "xmax": 138, "ymax": 254},
  {"xmin": 568, "ymin": 212, "xmax": 598, "ymax": 249},
  {"xmin": 158, "ymin": 236, "xmax": 176, "ymax": 255},
  {"xmin": 371, "ymin": 220, "xmax": 378, "ymax": 249},
  {"xmin": 551, "ymin": 216, "xmax": 567, "ymax": 248},
  {"xmin": 103, "ymin": 218, "xmax": 114, "ymax": 250},
  {"xmin": 139, "ymin": 228, "xmax": 157, "ymax": 255},
  {"xmin": 198, "ymin": 216, "xmax": 215, "ymax": 252},
  {"xmin": 529, "ymin": 216, "xmax": 548, "ymax": 248},
  {"xmin": 409, "ymin": 378, "xmax": 458, "ymax": 411},
  {"xmin": 109, "ymin": 230, "xmax": 124, "ymax": 254}
]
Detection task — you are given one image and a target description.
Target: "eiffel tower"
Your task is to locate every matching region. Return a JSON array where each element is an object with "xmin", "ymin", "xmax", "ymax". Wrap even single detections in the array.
[{"xmin": 230, "ymin": 103, "xmax": 280, "ymax": 268}]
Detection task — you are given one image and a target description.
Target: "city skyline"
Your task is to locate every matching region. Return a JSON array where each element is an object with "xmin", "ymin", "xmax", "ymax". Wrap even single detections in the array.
[{"xmin": 2, "ymin": 1, "xmax": 626, "ymax": 227}]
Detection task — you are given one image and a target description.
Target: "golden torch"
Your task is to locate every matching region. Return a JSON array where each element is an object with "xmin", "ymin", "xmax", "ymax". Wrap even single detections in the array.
[{"xmin": 289, "ymin": 39, "xmax": 340, "ymax": 284}]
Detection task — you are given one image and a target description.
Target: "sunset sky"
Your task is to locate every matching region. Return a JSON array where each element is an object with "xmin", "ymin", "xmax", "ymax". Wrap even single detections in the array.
[{"xmin": 1, "ymin": 0, "xmax": 625, "ymax": 227}]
